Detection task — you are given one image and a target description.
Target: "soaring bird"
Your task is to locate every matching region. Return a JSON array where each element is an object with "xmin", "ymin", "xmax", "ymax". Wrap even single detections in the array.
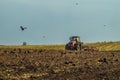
[
  {"xmin": 104, "ymin": 25, "xmax": 107, "ymax": 27},
  {"xmin": 20, "ymin": 26, "xmax": 27, "ymax": 31},
  {"xmin": 75, "ymin": 3, "xmax": 79, "ymax": 5},
  {"xmin": 43, "ymin": 36, "xmax": 45, "ymax": 38}
]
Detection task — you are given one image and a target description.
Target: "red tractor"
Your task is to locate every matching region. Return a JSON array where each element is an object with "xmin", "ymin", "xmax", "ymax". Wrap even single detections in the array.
[
  {"xmin": 65, "ymin": 36, "xmax": 83, "ymax": 51},
  {"xmin": 65, "ymin": 36, "xmax": 99, "ymax": 51}
]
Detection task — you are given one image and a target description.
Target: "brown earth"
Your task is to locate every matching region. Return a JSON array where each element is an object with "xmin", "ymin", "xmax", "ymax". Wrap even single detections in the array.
[{"xmin": 0, "ymin": 48, "xmax": 120, "ymax": 80}]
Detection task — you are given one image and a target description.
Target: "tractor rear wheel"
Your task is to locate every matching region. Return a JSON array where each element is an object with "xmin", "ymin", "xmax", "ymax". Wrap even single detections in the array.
[{"xmin": 75, "ymin": 45, "xmax": 80, "ymax": 51}]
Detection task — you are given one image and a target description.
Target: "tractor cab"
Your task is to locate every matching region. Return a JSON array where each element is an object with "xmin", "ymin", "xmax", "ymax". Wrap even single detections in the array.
[
  {"xmin": 65, "ymin": 36, "xmax": 82, "ymax": 50},
  {"xmin": 69, "ymin": 36, "xmax": 80, "ymax": 42}
]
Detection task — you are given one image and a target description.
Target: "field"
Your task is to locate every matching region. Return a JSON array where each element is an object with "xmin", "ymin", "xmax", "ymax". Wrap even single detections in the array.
[{"xmin": 0, "ymin": 42, "xmax": 120, "ymax": 80}]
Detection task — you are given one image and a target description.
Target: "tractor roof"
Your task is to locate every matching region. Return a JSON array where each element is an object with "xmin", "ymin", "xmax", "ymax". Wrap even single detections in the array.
[{"xmin": 71, "ymin": 36, "xmax": 80, "ymax": 38}]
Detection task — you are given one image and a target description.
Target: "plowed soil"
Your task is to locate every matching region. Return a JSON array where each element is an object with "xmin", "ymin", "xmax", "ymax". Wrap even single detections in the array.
[{"xmin": 0, "ymin": 48, "xmax": 120, "ymax": 80}]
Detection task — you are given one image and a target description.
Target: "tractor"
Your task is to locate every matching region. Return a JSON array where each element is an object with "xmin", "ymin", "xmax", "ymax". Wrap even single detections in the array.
[
  {"xmin": 65, "ymin": 36, "xmax": 98, "ymax": 51},
  {"xmin": 65, "ymin": 36, "xmax": 83, "ymax": 51}
]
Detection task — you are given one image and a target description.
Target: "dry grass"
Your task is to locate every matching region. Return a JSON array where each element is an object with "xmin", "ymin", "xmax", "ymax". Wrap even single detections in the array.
[
  {"xmin": 0, "ymin": 45, "xmax": 65, "ymax": 50},
  {"xmin": 85, "ymin": 41, "xmax": 120, "ymax": 51},
  {"xmin": 0, "ymin": 41, "xmax": 120, "ymax": 51}
]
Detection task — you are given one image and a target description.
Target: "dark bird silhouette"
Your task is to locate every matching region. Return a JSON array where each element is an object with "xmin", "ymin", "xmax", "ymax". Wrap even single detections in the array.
[
  {"xmin": 104, "ymin": 25, "xmax": 107, "ymax": 27},
  {"xmin": 76, "ymin": 3, "xmax": 79, "ymax": 5},
  {"xmin": 43, "ymin": 36, "xmax": 45, "ymax": 38},
  {"xmin": 20, "ymin": 26, "xmax": 27, "ymax": 31}
]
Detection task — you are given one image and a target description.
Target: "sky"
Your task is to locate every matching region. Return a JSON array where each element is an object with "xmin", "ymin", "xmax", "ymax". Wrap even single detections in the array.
[{"xmin": 0, "ymin": 0, "xmax": 120, "ymax": 45}]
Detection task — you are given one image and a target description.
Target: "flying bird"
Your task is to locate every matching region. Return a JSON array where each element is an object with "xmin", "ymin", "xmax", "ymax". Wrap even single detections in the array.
[
  {"xmin": 43, "ymin": 36, "xmax": 45, "ymax": 38},
  {"xmin": 104, "ymin": 25, "xmax": 107, "ymax": 27},
  {"xmin": 75, "ymin": 3, "xmax": 79, "ymax": 5},
  {"xmin": 20, "ymin": 26, "xmax": 27, "ymax": 31}
]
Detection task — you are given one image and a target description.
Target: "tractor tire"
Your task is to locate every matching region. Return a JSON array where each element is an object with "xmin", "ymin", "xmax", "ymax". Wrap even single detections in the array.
[
  {"xmin": 75, "ymin": 45, "xmax": 80, "ymax": 51},
  {"xmin": 65, "ymin": 45, "xmax": 69, "ymax": 50}
]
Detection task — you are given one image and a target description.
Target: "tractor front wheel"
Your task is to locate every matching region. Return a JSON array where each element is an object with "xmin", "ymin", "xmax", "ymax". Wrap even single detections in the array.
[{"xmin": 65, "ymin": 44, "xmax": 69, "ymax": 50}]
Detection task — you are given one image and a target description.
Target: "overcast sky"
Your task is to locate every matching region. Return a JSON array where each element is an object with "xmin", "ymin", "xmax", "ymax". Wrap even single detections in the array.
[{"xmin": 0, "ymin": 0, "xmax": 120, "ymax": 45}]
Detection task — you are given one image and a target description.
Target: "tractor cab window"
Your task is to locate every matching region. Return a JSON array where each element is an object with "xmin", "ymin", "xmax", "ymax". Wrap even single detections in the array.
[{"xmin": 69, "ymin": 37, "xmax": 80, "ymax": 42}]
